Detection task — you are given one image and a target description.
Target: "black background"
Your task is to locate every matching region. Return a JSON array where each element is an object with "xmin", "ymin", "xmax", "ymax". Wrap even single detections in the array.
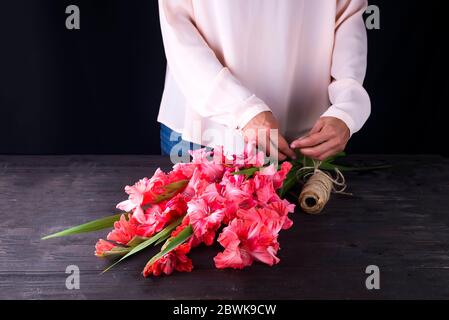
[{"xmin": 0, "ymin": 0, "xmax": 447, "ymax": 155}]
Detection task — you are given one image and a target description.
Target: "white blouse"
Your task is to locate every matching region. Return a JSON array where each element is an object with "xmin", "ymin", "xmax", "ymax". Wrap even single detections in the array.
[{"xmin": 157, "ymin": 0, "xmax": 370, "ymax": 152}]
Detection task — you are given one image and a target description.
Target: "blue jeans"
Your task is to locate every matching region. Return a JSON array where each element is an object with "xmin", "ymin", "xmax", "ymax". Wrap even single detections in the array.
[{"xmin": 160, "ymin": 124, "xmax": 204, "ymax": 157}]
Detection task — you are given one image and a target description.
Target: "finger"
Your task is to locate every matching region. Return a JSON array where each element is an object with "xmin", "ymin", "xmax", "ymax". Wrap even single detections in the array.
[
  {"xmin": 255, "ymin": 128, "xmax": 270, "ymax": 157},
  {"xmin": 245, "ymin": 134, "xmax": 257, "ymax": 146},
  {"xmin": 263, "ymin": 129, "xmax": 271, "ymax": 157},
  {"xmin": 277, "ymin": 150, "xmax": 287, "ymax": 161},
  {"xmin": 268, "ymin": 139, "xmax": 287, "ymax": 161},
  {"xmin": 309, "ymin": 118, "xmax": 325, "ymax": 135},
  {"xmin": 318, "ymin": 138, "xmax": 347, "ymax": 161},
  {"xmin": 291, "ymin": 131, "xmax": 331, "ymax": 149},
  {"xmin": 289, "ymin": 119, "xmax": 325, "ymax": 148},
  {"xmin": 242, "ymin": 127, "xmax": 257, "ymax": 144},
  {"xmin": 277, "ymin": 134, "xmax": 297, "ymax": 159},
  {"xmin": 316, "ymin": 149, "xmax": 342, "ymax": 162},
  {"xmin": 300, "ymin": 139, "xmax": 337, "ymax": 160}
]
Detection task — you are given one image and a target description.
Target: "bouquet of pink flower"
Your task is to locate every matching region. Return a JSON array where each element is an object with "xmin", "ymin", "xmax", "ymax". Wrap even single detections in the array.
[
  {"xmin": 43, "ymin": 145, "xmax": 296, "ymax": 277},
  {"xmin": 42, "ymin": 144, "xmax": 388, "ymax": 276}
]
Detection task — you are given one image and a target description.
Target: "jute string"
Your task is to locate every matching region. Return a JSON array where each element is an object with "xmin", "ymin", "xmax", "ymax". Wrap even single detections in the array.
[{"xmin": 297, "ymin": 159, "xmax": 352, "ymax": 214}]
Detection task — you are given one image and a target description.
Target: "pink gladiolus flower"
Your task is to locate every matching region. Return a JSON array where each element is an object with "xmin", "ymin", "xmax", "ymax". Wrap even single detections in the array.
[
  {"xmin": 95, "ymin": 239, "xmax": 116, "ymax": 257},
  {"xmin": 190, "ymin": 148, "xmax": 224, "ymax": 182},
  {"xmin": 183, "ymin": 167, "xmax": 210, "ymax": 198},
  {"xmin": 214, "ymin": 215, "xmax": 281, "ymax": 269},
  {"xmin": 107, "ymin": 214, "xmax": 135, "ymax": 245},
  {"xmin": 131, "ymin": 205, "xmax": 146, "ymax": 225},
  {"xmin": 163, "ymin": 194, "xmax": 188, "ymax": 219},
  {"xmin": 116, "ymin": 169, "xmax": 188, "ymax": 212},
  {"xmin": 234, "ymin": 141, "xmax": 266, "ymax": 168},
  {"xmin": 129, "ymin": 205, "xmax": 167, "ymax": 238},
  {"xmin": 133, "ymin": 192, "xmax": 187, "ymax": 223},
  {"xmin": 128, "ymin": 194, "xmax": 187, "ymax": 238},
  {"xmin": 274, "ymin": 161, "xmax": 293, "ymax": 189},
  {"xmin": 200, "ymin": 182, "xmax": 226, "ymax": 205},
  {"xmin": 187, "ymin": 197, "xmax": 225, "ymax": 246},
  {"xmin": 172, "ymin": 162, "xmax": 196, "ymax": 179},
  {"xmin": 240, "ymin": 207, "xmax": 285, "ymax": 237},
  {"xmin": 116, "ymin": 178, "xmax": 152, "ymax": 212},
  {"xmin": 221, "ymin": 174, "xmax": 246, "ymax": 199},
  {"xmin": 253, "ymin": 174, "xmax": 279, "ymax": 204},
  {"xmin": 268, "ymin": 199, "xmax": 295, "ymax": 230},
  {"xmin": 143, "ymin": 243, "xmax": 193, "ymax": 277},
  {"xmin": 219, "ymin": 174, "xmax": 256, "ymax": 223},
  {"xmin": 260, "ymin": 162, "xmax": 293, "ymax": 190}
]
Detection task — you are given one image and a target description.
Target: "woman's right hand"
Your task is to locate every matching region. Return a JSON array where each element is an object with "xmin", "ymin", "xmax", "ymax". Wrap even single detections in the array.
[{"xmin": 241, "ymin": 111, "xmax": 296, "ymax": 161}]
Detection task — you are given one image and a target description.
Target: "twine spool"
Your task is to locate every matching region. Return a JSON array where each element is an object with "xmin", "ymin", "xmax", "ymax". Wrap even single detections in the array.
[
  {"xmin": 299, "ymin": 171, "xmax": 333, "ymax": 214},
  {"xmin": 297, "ymin": 159, "xmax": 350, "ymax": 215}
]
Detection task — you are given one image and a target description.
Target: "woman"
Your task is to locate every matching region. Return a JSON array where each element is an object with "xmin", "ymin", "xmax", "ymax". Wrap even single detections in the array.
[{"xmin": 157, "ymin": 0, "xmax": 370, "ymax": 161}]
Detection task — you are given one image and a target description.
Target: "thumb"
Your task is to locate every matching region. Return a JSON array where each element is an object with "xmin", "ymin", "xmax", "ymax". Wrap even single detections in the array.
[
  {"xmin": 291, "ymin": 118, "xmax": 325, "ymax": 149},
  {"xmin": 277, "ymin": 134, "xmax": 297, "ymax": 160}
]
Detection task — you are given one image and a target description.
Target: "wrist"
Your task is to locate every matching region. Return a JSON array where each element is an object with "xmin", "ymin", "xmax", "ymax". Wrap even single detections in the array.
[{"xmin": 234, "ymin": 97, "xmax": 271, "ymax": 131}]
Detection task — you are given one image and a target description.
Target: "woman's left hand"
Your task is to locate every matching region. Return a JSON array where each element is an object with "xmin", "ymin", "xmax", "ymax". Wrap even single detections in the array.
[{"xmin": 290, "ymin": 117, "xmax": 350, "ymax": 161}]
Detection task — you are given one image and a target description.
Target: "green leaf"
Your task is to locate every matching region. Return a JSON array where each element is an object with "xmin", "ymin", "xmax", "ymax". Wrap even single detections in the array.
[
  {"xmin": 230, "ymin": 167, "xmax": 260, "ymax": 178},
  {"xmin": 147, "ymin": 225, "xmax": 193, "ymax": 267},
  {"xmin": 102, "ymin": 216, "xmax": 184, "ymax": 273},
  {"xmin": 154, "ymin": 180, "xmax": 189, "ymax": 203},
  {"xmin": 291, "ymin": 152, "xmax": 391, "ymax": 173},
  {"xmin": 292, "ymin": 156, "xmax": 315, "ymax": 168},
  {"xmin": 126, "ymin": 236, "xmax": 149, "ymax": 247},
  {"xmin": 323, "ymin": 151, "xmax": 346, "ymax": 164},
  {"xmin": 292, "ymin": 152, "xmax": 345, "ymax": 167},
  {"xmin": 278, "ymin": 165, "xmax": 316, "ymax": 198},
  {"xmin": 99, "ymin": 246, "xmax": 132, "ymax": 258},
  {"xmin": 154, "ymin": 233, "xmax": 171, "ymax": 246},
  {"xmin": 318, "ymin": 162, "xmax": 392, "ymax": 172},
  {"xmin": 278, "ymin": 163, "xmax": 300, "ymax": 198},
  {"xmin": 42, "ymin": 213, "xmax": 127, "ymax": 240}
]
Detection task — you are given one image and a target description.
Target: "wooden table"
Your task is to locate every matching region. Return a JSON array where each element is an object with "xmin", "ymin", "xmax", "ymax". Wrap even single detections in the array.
[{"xmin": 1, "ymin": 155, "xmax": 449, "ymax": 299}]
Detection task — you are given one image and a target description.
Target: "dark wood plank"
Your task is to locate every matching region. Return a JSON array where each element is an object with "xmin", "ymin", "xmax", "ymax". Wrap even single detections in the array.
[{"xmin": 1, "ymin": 155, "xmax": 449, "ymax": 299}]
